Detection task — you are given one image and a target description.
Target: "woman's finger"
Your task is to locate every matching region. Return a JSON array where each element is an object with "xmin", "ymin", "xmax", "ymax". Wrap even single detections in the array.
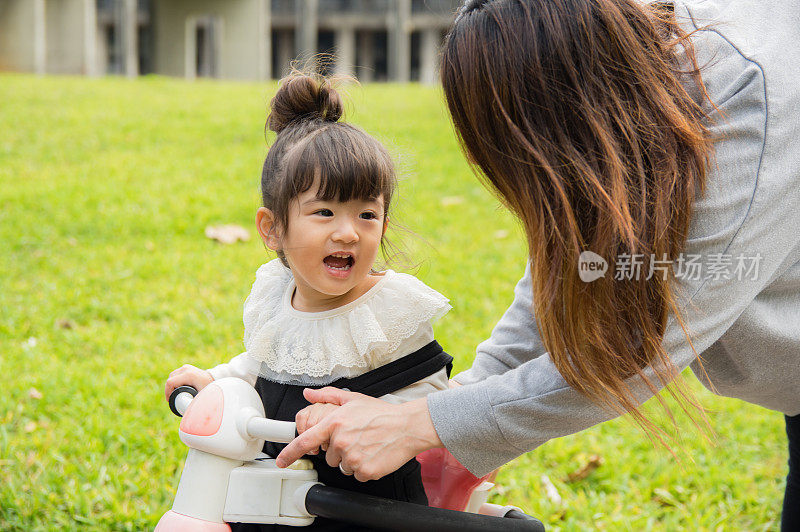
[
  {"xmin": 353, "ymin": 464, "xmax": 378, "ymax": 483},
  {"xmin": 280, "ymin": 396, "xmax": 443, "ymax": 480},
  {"xmin": 303, "ymin": 386, "xmax": 362, "ymax": 406},
  {"xmin": 338, "ymin": 461, "xmax": 354, "ymax": 476},
  {"xmin": 295, "ymin": 408, "xmax": 310, "ymax": 434},
  {"xmin": 306, "ymin": 412, "xmax": 322, "ymax": 432},
  {"xmin": 276, "ymin": 421, "xmax": 334, "ymax": 468},
  {"xmin": 324, "ymin": 442, "xmax": 342, "ymax": 469}
]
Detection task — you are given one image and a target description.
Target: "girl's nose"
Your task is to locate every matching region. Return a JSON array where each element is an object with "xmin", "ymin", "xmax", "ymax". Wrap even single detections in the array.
[{"xmin": 331, "ymin": 219, "xmax": 359, "ymax": 244}]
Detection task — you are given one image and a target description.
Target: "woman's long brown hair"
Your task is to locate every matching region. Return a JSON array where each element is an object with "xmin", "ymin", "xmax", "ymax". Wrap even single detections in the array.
[{"xmin": 441, "ymin": 0, "xmax": 714, "ymax": 436}]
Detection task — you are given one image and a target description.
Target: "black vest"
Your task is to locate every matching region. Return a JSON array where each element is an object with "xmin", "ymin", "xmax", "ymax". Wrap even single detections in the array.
[{"xmin": 230, "ymin": 341, "xmax": 452, "ymax": 532}]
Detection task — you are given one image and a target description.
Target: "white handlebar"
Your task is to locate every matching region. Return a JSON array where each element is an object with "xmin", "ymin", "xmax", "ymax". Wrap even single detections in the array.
[
  {"xmin": 246, "ymin": 417, "xmax": 297, "ymax": 444},
  {"xmin": 174, "ymin": 391, "xmax": 195, "ymax": 417}
]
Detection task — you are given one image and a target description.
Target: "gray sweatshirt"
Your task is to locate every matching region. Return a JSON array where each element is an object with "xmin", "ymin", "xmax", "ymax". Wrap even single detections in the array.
[{"xmin": 427, "ymin": 0, "xmax": 800, "ymax": 477}]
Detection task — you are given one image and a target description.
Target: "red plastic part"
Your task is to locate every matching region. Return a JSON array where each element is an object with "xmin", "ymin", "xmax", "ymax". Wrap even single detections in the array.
[
  {"xmin": 179, "ymin": 384, "xmax": 223, "ymax": 437},
  {"xmin": 154, "ymin": 510, "xmax": 231, "ymax": 531},
  {"xmin": 417, "ymin": 448, "xmax": 491, "ymax": 511}
]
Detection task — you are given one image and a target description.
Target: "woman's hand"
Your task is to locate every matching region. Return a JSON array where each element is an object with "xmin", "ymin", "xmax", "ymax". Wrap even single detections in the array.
[
  {"xmin": 164, "ymin": 364, "xmax": 214, "ymax": 401},
  {"xmin": 295, "ymin": 403, "xmax": 340, "ymax": 453},
  {"xmin": 276, "ymin": 387, "xmax": 444, "ymax": 482}
]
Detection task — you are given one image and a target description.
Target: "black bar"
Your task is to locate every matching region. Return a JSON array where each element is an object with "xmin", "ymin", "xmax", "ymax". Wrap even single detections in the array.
[
  {"xmin": 506, "ymin": 508, "xmax": 542, "ymax": 521},
  {"xmin": 304, "ymin": 484, "xmax": 545, "ymax": 532}
]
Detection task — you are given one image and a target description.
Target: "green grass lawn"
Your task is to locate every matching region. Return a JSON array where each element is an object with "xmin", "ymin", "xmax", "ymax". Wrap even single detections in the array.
[{"xmin": 0, "ymin": 74, "xmax": 786, "ymax": 531}]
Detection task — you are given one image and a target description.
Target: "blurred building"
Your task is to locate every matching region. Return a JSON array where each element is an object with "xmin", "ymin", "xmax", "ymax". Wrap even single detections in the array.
[{"xmin": 0, "ymin": 0, "xmax": 460, "ymax": 82}]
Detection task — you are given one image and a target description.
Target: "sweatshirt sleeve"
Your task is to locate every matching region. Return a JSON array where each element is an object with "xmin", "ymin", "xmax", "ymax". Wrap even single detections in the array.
[{"xmin": 428, "ymin": 23, "xmax": 800, "ymax": 477}]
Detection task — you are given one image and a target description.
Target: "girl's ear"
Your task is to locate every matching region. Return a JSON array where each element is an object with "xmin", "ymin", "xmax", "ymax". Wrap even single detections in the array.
[
  {"xmin": 256, "ymin": 207, "xmax": 281, "ymax": 251},
  {"xmin": 382, "ymin": 215, "xmax": 389, "ymax": 237}
]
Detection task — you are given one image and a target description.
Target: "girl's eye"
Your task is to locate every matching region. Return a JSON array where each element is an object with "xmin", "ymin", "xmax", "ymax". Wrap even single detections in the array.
[
  {"xmin": 360, "ymin": 211, "xmax": 378, "ymax": 220},
  {"xmin": 315, "ymin": 209, "xmax": 333, "ymax": 217}
]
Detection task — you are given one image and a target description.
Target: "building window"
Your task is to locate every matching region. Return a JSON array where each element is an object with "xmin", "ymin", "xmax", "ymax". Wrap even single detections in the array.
[
  {"xmin": 104, "ymin": 24, "xmax": 123, "ymax": 74},
  {"xmin": 188, "ymin": 16, "xmax": 220, "ymax": 78}
]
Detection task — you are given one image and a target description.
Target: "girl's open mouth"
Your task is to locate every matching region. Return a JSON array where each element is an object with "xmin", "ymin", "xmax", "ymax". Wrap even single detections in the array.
[{"xmin": 323, "ymin": 253, "xmax": 354, "ymax": 274}]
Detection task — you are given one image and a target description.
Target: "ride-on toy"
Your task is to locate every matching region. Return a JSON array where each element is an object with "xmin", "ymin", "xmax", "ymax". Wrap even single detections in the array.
[{"xmin": 156, "ymin": 377, "xmax": 545, "ymax": 531}]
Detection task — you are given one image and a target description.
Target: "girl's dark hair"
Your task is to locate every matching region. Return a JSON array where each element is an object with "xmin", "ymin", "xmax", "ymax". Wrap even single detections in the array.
[
  {"xmin": 441, "ymin": 0, "xmax": 714, "ymax": 439},
  {"xmin": 261, "ymin": 73, "xmax": 396, "ymax": 263}
]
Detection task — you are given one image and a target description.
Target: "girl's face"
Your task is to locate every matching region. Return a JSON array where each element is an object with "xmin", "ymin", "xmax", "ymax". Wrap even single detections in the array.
[{"xmin": 258, "ymin": 182, "xmax": 387, "ymax": 312}]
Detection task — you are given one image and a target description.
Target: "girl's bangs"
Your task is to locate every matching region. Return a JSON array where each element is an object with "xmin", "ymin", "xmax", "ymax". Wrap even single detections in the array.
[{"xmin": 288, "ymin": 126, "xmax": 394, "ymax": 205}]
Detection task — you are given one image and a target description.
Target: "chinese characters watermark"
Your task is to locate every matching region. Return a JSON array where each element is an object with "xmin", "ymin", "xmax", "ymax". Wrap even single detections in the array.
[{"xmin": 578, "ymin": 252, "xmax": 762, "ymax": 282}]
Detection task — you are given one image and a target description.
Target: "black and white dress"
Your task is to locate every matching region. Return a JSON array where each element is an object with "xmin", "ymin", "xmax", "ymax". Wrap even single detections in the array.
[{"xmin": 208, "ymin": 259, "xmax": 453, "ymax": 531}]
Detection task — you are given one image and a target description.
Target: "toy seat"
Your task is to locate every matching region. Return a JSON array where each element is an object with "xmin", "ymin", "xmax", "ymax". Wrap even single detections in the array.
[{"xmin": 417, "ymin": 447, "xmax": 493, "ymax": 512}]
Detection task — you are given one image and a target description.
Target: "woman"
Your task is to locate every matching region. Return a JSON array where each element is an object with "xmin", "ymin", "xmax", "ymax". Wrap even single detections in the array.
[{"xmin": 277, "ymin": 0, "xmax": 800, "ymax": 527}]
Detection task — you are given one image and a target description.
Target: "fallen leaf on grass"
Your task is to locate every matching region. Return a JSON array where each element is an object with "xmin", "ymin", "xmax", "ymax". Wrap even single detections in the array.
[
  {"xmin": 565, "ymin": 454, "xmax": 604, "ymax": 482},
  {"xmin": 28, "ymin": 388, "xmax": 43, "ymax": 400},
  {"xmin": 56, "ymin": 319, "xmax": 75, "ymax": 329},
  {"xmin": 205, "ymin": 224, "xmax": 251, "ymax": 244}
]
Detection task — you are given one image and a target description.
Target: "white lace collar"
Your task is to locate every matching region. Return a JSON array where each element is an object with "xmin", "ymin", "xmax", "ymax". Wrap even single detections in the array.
[{"xmin": 241, "ymin": 259, "xmax": 451, "ymax": 385}]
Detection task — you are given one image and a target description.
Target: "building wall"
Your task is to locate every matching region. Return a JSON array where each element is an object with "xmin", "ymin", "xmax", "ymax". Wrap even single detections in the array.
[
  {"xmin": 45, "ymin": 0, "xmax": 89, "ymax": 74},
  {"xmin": 0, "ymin": 0, "xmax": 456, "ymax": 81},
  {"xmin": 0, "ymin": 0, "xmax": 36, "ymax": 71},
  {"xmin": 152, "ymin": 0, "xmax": 268, "ymax": 80}
]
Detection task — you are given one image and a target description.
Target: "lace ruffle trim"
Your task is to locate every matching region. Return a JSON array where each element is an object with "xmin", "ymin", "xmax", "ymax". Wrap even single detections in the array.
[{"xmin": 241, "ymin": 260, "xmax": 451, "ymax": 382}]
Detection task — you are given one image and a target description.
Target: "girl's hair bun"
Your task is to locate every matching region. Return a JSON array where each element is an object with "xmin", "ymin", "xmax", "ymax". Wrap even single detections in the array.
[{"xmin": 268, "ymin": 74, "xmax": 344, "ymax": 134}]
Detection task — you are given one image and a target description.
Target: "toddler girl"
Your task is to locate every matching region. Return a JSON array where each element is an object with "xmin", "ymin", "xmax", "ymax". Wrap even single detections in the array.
[{"xmin": 165, "ymin": 74, "xmax": 453, "ymax": 530}]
